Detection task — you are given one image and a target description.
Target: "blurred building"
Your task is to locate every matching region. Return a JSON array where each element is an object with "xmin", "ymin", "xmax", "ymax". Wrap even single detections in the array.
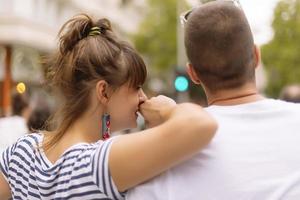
[{"xmin": 0, "ymin": 0, "xmax": 146, "ymax": 116}]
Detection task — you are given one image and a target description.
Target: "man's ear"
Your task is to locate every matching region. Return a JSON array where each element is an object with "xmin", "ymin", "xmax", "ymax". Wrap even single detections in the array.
[
  {"xmin": 254, "ymin": 44, "xmax": 261, "ymax": 69},
  {"xmin": 186, "ymin": 63, "xmax": 201, "ymax": 85},
  {"xmin": 96, "ymin": 80, "xmax": 110, "ymax": 105}
]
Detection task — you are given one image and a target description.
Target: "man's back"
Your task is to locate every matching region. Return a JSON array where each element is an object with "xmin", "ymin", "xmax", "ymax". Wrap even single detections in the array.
[{"xmin": 127, "ymin": 99, "xmax": 300, "ymax": 200}]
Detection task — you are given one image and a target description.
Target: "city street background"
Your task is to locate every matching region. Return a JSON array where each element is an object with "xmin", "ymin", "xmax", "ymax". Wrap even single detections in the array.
[{"xmin": 1, "ymin": 0, "xmax": 300, "ymax": 117}]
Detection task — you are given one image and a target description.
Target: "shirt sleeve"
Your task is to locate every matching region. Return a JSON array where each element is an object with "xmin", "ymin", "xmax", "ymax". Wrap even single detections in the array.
[
  {"xmin": 0, "ymin": 144, "xmax": 14, "ymax": 182},
  {"xmin": 90, "ymin": 138, "xmax": 125, "ymax": 200}
]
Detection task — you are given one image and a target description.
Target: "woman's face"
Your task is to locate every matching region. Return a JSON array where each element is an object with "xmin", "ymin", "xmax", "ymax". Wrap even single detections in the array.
[{"xmin": 107, "ymin": 83, "xmax": 146, "ymax": 132}]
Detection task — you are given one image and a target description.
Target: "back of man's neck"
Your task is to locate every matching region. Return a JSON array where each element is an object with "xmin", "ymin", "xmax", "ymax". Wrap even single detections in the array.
[{"xmin": 206, "ymin": 84, "xmax": 265, "ymax": 106}]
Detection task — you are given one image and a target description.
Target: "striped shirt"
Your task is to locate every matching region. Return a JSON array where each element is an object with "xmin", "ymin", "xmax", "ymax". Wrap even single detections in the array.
[{"xmin": 0, "ymin": 133, "xmax": 125, "ymax": 200}]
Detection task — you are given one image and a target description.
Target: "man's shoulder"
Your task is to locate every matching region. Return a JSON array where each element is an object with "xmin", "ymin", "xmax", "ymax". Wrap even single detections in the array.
[
  {"xmin": 205, "ymin": 99, "xmax": 300, "ymax": 113},
  {"xmin": 275, "ymin": 99, "xmax": 300, "ymax": 107},
  {"xmin": 268, "ymin": 99, "xmax": 300, "ymax": 113}
]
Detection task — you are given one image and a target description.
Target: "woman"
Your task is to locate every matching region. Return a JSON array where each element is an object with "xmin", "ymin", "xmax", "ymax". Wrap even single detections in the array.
[{"xmin": 0, "ymin": 14, "xmax": 217, "ymax": 199}]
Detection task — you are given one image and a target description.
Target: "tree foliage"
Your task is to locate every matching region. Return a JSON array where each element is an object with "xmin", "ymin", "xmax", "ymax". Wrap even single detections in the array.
[
  {"xmin": 261, "ymin": 0, "xmax": 300, "ymax": 97},
  {"xmin": 132, "ymin": 0, "xmax": 177, "ymax": 71}
]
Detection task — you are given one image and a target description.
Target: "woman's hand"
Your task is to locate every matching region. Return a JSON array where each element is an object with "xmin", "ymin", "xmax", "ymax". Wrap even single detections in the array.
[{"xmin": 138, "ymin": 95, "xmax": 176, "ymax": 128}]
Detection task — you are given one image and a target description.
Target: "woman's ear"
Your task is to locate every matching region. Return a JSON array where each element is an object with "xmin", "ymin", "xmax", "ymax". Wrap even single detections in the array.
[
  {"xmin": 96, "ymin": 80, "xmax": 110, "ymax": 105},
  {"xmin": 186, "ymin": 63, "xmax": 201, "ymax": 85}
]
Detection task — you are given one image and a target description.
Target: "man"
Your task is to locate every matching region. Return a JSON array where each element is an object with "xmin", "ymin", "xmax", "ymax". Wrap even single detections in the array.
[
  {"xmin": 280, "ymin": 84, "xmax": 300, "ymax": 103},
  {"xmin": 127, "ymin": 1, "xmax": 300, "ymax": 199},
  {"xmin": 0, "ymin": 93, "xmax": 30, "ymax": 153}
]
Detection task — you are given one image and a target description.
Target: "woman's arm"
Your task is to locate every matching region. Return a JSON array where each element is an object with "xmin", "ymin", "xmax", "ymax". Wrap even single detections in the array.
[
  {"xmin": 109, "ymin": 96, "xmax": 217, "ymax": 192},
  {"xmin": 0, "ymin": 173, "xmax": 11, "ymax": 199}
]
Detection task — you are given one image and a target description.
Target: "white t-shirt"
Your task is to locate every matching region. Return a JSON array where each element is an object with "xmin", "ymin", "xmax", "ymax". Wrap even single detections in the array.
[
  {"xmin": 0, "ymin": 116, "xmax": 28, "ymax": 153},
  {"xmin": 127, "ymin": 99, "xmax": 300, "ymax": 200}
]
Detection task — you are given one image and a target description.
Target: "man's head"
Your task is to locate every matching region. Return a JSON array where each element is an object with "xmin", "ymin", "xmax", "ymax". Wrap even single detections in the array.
[{"xmin": 184, "ymin": 1, "xmax": 259, "ymax": 94}]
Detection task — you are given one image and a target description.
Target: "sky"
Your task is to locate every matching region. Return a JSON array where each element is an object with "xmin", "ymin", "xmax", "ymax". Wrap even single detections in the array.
[
  {"xmin": 186, "ymin": 0, "xmax": 281, "ymax": 46},
  {"xmin": 240, "ymin": 0, "xmax": 281, "ymax": 46}
]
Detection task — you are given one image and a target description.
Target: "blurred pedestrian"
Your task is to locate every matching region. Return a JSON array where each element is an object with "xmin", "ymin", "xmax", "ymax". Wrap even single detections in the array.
[
  {"xmin": 0, "ymin": 93, "xmax": 30, "ymax": 153},
  {"xmin": 280, "ymin": 84, "xmax": 300, "ymax": 103},
  {"xmin": 27, "ymin": 106, "xmax": 51, "ymax": 133}
]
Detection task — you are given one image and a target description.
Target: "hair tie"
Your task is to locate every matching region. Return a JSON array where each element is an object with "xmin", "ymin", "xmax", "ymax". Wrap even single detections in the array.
[{"xmin": 89, "ymin": 27, "xmax": 101, "ymax": 36}]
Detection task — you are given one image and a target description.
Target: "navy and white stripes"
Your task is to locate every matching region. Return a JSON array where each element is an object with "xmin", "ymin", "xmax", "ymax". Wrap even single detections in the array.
[{"xmin": 0, "ymin": 133, "xmax": 124, "ymax": 200}]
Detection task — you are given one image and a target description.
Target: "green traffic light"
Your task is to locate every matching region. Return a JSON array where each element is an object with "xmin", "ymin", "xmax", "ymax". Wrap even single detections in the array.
[{"xmin": 175, "ymin": 76, "xmax": 189, "ymax": 92}]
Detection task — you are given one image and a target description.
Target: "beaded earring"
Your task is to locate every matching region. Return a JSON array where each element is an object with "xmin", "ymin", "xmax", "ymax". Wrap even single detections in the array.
[{"xmin": 101, "ymin": 113, "xmax": 111, "ymax": 140}]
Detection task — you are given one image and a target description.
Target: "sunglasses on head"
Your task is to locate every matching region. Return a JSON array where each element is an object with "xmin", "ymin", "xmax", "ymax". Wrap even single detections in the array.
[{"xmin": 180, "ymin": 0, "xmax": 243, "ymax": 26}]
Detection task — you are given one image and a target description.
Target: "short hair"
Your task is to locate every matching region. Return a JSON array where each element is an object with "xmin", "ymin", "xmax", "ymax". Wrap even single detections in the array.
[
  {"xmin": 184, "ymin": 1, "xmax": 256, "ymax": 91},
  {"xmin": 12, "ymin": 93, "xmax": 29, "ymax": 116}
]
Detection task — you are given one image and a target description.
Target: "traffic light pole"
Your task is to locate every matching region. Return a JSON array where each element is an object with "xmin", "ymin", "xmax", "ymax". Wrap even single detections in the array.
[
  {"xmin": 2, "ymin": 45, "xmax": 12, "ymax": 116},
  {"xmin": 176, "ymin": 0, "xmax": 190, "ymax": 103}
]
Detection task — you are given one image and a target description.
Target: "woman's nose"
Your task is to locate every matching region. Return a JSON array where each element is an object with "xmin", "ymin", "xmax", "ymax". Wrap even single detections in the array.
[{"xmin": 138, "ymin": 89, "xmax": 148, "ymax": 103}]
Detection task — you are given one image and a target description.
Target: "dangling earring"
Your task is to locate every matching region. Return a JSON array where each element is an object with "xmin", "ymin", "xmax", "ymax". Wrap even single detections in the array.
[{"xmin": 101, "ymin": 113, "xmax": 111, "ymax": 140}]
